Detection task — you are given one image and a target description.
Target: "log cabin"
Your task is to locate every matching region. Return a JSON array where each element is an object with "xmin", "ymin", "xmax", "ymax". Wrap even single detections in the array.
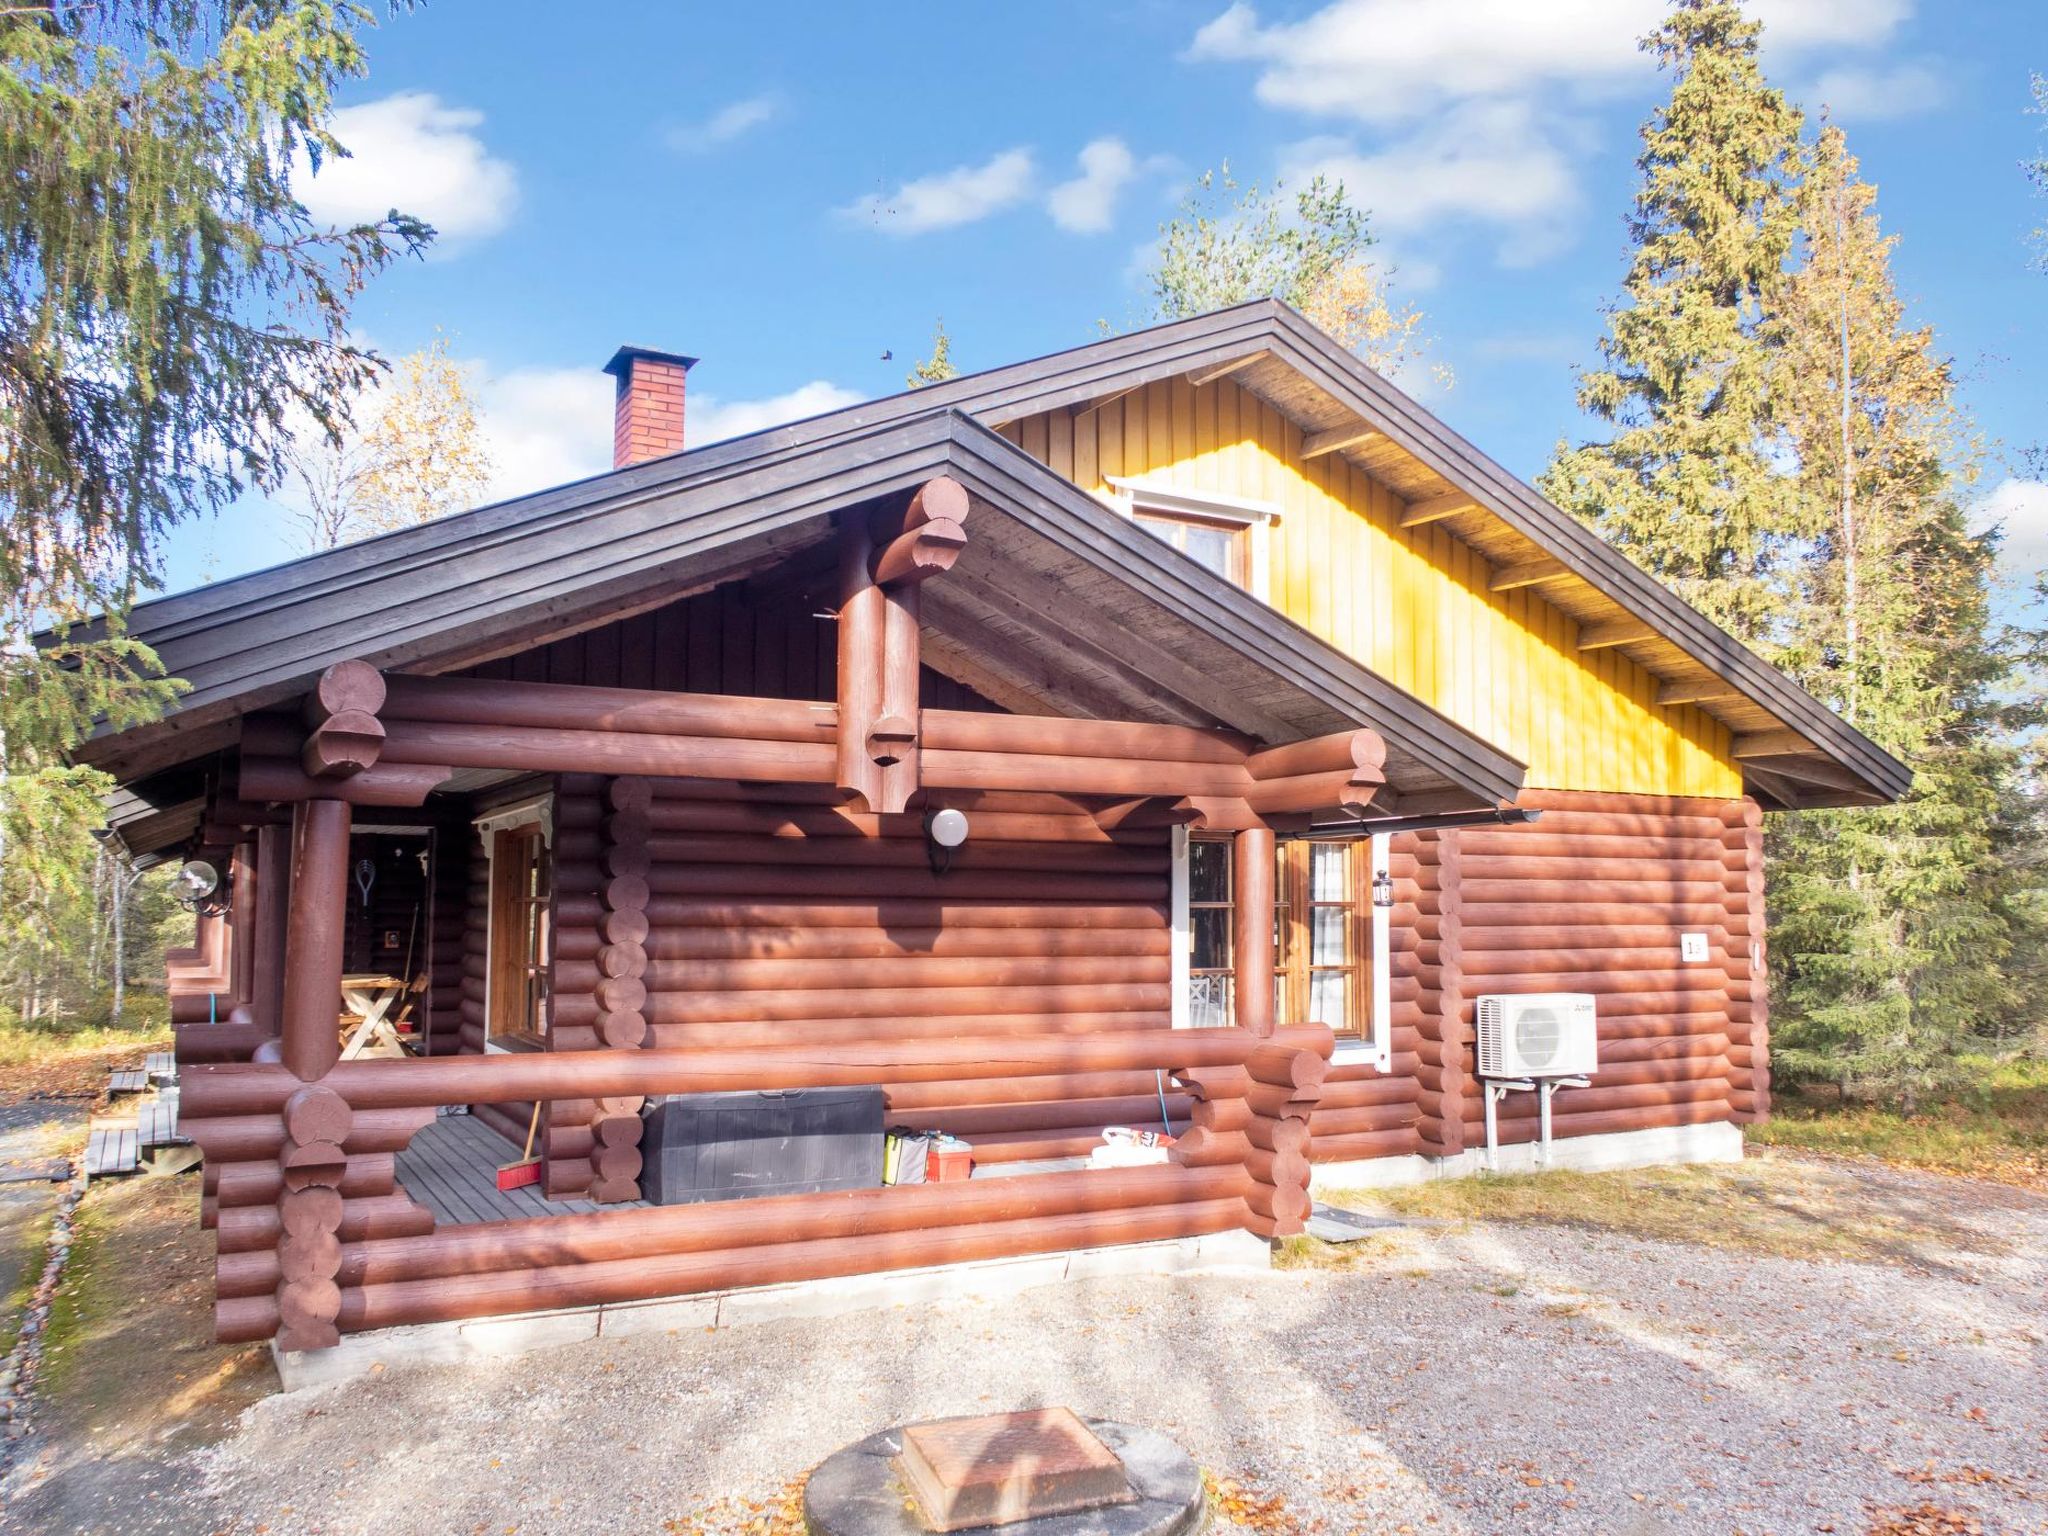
[{"xmin": 70, "ymin": 300, "xmax": 1906, "ymax": 1367}]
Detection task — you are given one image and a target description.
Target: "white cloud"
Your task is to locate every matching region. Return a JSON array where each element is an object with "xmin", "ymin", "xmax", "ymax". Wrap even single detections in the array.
[
  {"xmin": 1747, "ymin": 0, "xmax": 1913, "ymax": 50},
  {"xmin": 469, "ymin": 367, "xmax": 868, "ymax": 501},
  {"xmin": 296, "ymin": 92, "xmax": 519, "ymax": 246},
  {"xmin": 472, "ymin": 365, "xmax": 612, "ymax": 501},
  {"xmin": 1803, "ymin": 59, "xmax": 1948, "ymax": 122},
  {"xmin": 1048, "ymin": 138, "xmax": 1141, "ymax": 233},
  {"xmin": 665, "ymin": 94, "xmax": 780, "ymax": 154},
  {"xmin": 1188, "ymin": 0, "xmax": 1919, "ymax": 267},
  {"xmin": 1977, "ymin": 478, "xmax": 2048, "ymax": 594},
  {"xmin": 1188, "ymin": 0, "xmax": 1657, "ymax": 124},
  {"xmin": 1282, "ymin": 102, "xmax": 1581, "ymax": 263},
  {"xmin": 840, "ymin": 148, "xmax": 1037, "ymax": 235},
  {"xmin": 687, "ymin": 381, "xmax": 865, "ymax": 445}
]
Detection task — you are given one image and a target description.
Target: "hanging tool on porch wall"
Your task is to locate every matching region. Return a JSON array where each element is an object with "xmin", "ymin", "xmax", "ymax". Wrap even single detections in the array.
[{"xmin": 496, "ymin": 1102, "xmax": 543, "ymax": 1190}]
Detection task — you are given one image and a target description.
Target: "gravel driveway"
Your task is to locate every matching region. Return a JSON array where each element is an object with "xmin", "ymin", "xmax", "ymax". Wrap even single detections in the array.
[{"xmin": 10, "ymin": 1157, "xmax": 2046, "ymax": 1535}]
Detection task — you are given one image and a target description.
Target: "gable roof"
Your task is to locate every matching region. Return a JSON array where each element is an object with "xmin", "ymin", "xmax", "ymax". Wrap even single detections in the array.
[
  {"xmin": 75, "ymin": 409, "xmax": 1528, "ymax": 852},
  {"xmin": 803, "ymin": 301, "xmax": 1905, "ymax": 809},
  {"xmin": 73, "ymin": 298, "xmax": 1904, "ymax": 831}
]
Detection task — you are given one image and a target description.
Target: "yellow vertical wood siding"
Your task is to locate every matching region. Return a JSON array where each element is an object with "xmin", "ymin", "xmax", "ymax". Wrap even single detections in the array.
[{"xmin": 1002, "ymin": 380, "xmax": 1740, "ymax": 797}]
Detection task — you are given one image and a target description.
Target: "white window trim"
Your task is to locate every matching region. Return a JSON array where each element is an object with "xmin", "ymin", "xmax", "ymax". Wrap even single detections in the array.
[
  {"xmin": 1104, "ymin": 475, "xmax": 1279, "ymax": 605},
  {"xmin": 1170, "ymin": 826, "xmax": 1192, "ymax": 1028},
  {"xmin": 477, "ymin": 795, "xmax": 554, "ymax": 1054}
]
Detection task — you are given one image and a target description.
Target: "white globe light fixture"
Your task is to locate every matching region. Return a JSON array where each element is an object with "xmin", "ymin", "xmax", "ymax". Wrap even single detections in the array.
[{"xmin": 923, "ymin": 807, "xmax": 970, "ymax": 873}]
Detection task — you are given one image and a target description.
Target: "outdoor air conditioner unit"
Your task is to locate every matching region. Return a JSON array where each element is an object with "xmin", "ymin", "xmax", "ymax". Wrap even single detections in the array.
[{"xmin": 1477, "ymin": 993, "xmax": 1598, "ymax": 1079}]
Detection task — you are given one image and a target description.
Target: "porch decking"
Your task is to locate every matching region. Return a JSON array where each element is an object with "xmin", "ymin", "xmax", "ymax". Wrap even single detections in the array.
[{"xmin": 396, "ymin": 1113, "xmax": 649, "ymax": 1226}]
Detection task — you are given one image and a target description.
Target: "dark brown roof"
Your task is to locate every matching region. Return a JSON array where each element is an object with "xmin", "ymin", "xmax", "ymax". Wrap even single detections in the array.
[{"xmin": 74, "ymin": 410, "xmax": 1528, "ymax": 858}]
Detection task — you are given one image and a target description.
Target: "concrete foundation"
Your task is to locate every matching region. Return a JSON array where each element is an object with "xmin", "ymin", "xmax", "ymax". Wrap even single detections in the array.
[
  {"xmin": 270, "ymin": 1227, "xmax": 1272, "ymax": 1392},
  {"xmin": 1309, "ymin": 1120, "xmax": 1747, "ymax": 1194}
]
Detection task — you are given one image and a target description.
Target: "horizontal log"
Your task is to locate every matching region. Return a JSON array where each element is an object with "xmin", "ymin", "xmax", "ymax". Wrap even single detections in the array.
[
  {"xmin": 215, "ymin": 1192, "xmax": 437, "ymax": 1260},
  {"xmin": 645, "ymin": 1012, "xmax": 1172, "ymax": 1050},
  {"xmin": 1306, "ymin": 1104, "xmax": 1422, "ymax": 1138},
  {"xmin": 919, "ymin": 748, "xmax": 1247, "ymax": 800},
  {"xmin": 1245, "ymin": 728, "xmax": 1385, "ymax": 782},
  {"xmin": 561, "ymin": 950, "xmax": 1163, "ymax": 999},
  {"xmin": 881, "ymin": 1070, "xmax": 1183, "ymax": 1112},
  {"xmin": 595, "ymin": 866, "xmax": 1170, "ymax": 904},
  {"xmin": 1308, "ymin": 1128, "xmax": 1423, "ymax": 1164},
  {"xmin": 184, "ymin": 1026, "xmax": 1338, "ymax": 1115},
  {"xmin": 560, "ymin": 898, "xmax": 1168, "ymax": 932},
  {"xmin": 566, "ymin": 981, "xmax": 1175, "ymax": 1028},
  {"xmin": 182, "ymin": 1106, "xmax": 435, "ymax": 1163},
  {"xmin": 633, "ymin": 836, "xmax": 1166, "ymax": 877},
  {"xmin": 312, "ymin": 1197, "xmax": 1253, "ymax": 1339},
  {"xmin": 891, "ymin": 1094, "xmax": 1190, "ymax": 1138},
  {"xmin": 237, "ymin": 755, "xmax": 451, "ymax": 807},
  {"xmin": 210, "ymin": 1153, "xmax": 396, "ymax": 1208},
  {"xmin": 643, "ymin": 801, "xmax": 1158, "ymax": 846},
  {"xmin": 556, "ymin": 924, "xmax": 1170, "ymax": 966},
  {"xmin": 1245, "ymin": 1045, "xmax": 1329, "ymax": 1092}
]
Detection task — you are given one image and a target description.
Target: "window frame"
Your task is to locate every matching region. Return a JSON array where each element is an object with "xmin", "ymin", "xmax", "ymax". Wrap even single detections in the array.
[
  {"xmin": 1171, "ymin": 831, "xmax": 1390, "ymax": 1067},
  {"xmin": 1104, "ymin": 476, "xmax": 1278, "ymax": 602},
  {"xmin": 478, "ymin": 796, "xmax": 555, "ymax": 1053}
]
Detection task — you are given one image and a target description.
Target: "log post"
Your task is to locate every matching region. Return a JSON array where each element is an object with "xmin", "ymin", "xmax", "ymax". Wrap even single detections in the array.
[
  {"xmin": 280, "ymin": 799, "xmax": 353, "ymax": 1083},
  {"xmin": 229, "ymin": 838, "xmax": 258, "ymax": 1010},
  {"xmin": 251, "ymin": 822, "xmax": 291, "ymax": 1037},
  {"xmin": 1233, "ymin": 825, "xmax": 1275, "ymax": 1037},
  {"xmin": 834, "ymin": 519, "xmax": 887, "ymax": 810}
]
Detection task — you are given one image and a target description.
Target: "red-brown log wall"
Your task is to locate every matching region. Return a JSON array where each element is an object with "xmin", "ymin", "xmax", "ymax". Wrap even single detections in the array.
[
  {"xmin": 1414, "ymin": 789, "xmax": 1762, "ymax": 1151},
  {"xmin": 538, "ymin": 778, "xmax": 1180, "ymax": 1197}
]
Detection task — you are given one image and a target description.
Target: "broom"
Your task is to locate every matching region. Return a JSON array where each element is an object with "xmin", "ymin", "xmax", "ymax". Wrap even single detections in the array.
[{"xmin": 496, "ymin": 1102, "xmax": 543, "ymax": 1190}]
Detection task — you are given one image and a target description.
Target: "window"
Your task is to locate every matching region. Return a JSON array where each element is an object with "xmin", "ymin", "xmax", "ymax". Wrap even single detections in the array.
[
  {"xmin": 1106, "ymin": 477, "xmax": 1278, "ymax": 598},
  {"xmin": 1181, "ymin": 835, "xmax": 1365, "ymax": 1038},
  {"xmin": 1186, "ymin": 836, "xmax": 1235, "ymax": 1028},
  {"xmin": 485, "ymin": 815, "xmax": 553, "ymax": 1046},
  {"xmin": 1134, "ymin": 509, "xmax": 1249, "ymax": 587}
]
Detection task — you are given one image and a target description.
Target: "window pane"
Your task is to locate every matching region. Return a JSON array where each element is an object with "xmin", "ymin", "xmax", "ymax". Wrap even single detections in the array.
[
  {"xmin": 1273, "ymin": 971, "xmax": 1286, "ymax": 1020},
  {"xmin": 1309, "ymin": 971, "xmax": 1350, "ymax": 1032},
  {"xmin": 1189, "ymin": 838, "xmax": 1230, "ymax": 904},
  {"xmin": 1190, "ymin": 907, "xmax": 1231, "ymax": 970},
  {"xmin": 1180, "ymin": 523, "xmax": 1235, "ymax": 580},
  {"xmin": 1133, "ymin": 511, "xmax": 1183, "ymax": 549},
  {"xmin": 1188, "ymin": 973, "xmax": 1233, "ymax": 1029},
  {"xmin": 1310, "ymin": 905, "xmax": 1348, "ymax": 966},
  {"xmin": 1310, "ymin": 844, "xmax": 1349, "ymax": 902}
]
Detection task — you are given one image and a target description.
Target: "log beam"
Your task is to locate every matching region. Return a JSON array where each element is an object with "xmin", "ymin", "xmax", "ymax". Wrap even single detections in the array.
[
  {"xmin": 1398, "ymin": 491, "xmax": 1477, "ymax": 528},
  {"xmin": 1576, "ymin": 617, "xmax": 1657, "ymax": 651},
  {"xmin": 1657, "ymin": 678, "xmax": 1744, "ymax": 707},
  {"xmin": 1300, "ymin": 422, "xmax": 1382, "ymax": 459},
  {"xmin": 1489, "ymin": 557, "xmax": 1573, "ymax": 593}
]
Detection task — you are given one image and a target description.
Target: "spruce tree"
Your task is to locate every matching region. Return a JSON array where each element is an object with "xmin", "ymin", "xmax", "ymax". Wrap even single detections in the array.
[
  {"xmin": 1541, "ymin": 0, "xmax": 1807, "ymax": 645},
  {"xmin": 0, "ymin": 2, "xmax": 429, "ymax": 761},
  {"xmin": 1764, "ymin": 127, "xmax": 2022, "ymax": 1107}
]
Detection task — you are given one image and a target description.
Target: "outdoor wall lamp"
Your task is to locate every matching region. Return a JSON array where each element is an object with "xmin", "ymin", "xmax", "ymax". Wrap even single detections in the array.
[
  {"xmin": 1371, "ymin": 868, "xmax": 1395, "ymax": 909},
  {"xmin": 924, "ymin": 806, "xmax": 970, "ymax": 874},
  {"xmin": 173, "ymin": 858, "xmax": 224, "ymax": 915}
]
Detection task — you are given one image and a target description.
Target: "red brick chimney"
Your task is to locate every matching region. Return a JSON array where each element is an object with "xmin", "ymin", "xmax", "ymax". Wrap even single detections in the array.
[{"xmin": 604, "ymin": 345, "xmax": 697, "ymax": 468}]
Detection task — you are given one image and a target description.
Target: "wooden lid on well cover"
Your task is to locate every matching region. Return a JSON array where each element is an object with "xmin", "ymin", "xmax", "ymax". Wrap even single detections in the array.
[{"xmin": 896, "ymin": 1407, "xmax": 1135, "ymax": 1531}]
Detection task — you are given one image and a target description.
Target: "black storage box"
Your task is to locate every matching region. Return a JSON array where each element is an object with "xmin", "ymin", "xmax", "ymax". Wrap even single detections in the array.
[{"xmin": 640, "ymin": 1087, "xmax": 886, "ymax": 1205}]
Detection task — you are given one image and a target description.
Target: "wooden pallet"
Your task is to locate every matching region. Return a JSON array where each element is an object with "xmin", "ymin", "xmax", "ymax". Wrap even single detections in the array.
[
  {"xmin": 84, "ymin": 1124, "xmax": 139, "ymax": 1179},
  {"xmin": 138, "ymin": 1095, "xmax": 185, "ymax": 1149},
  {"xmin": 107, "ymin": 1069, "xmax": 148, "ymax": 1095},
  {"xmin": 145, "ymin": 1050, "xmax": 177, "ymax": 1083}
]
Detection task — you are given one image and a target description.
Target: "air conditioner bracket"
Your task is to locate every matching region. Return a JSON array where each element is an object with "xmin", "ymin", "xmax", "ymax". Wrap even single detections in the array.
[{"xmin": 1478, "ymin": 1074, "xmax": 1592, "ymax": 1174}]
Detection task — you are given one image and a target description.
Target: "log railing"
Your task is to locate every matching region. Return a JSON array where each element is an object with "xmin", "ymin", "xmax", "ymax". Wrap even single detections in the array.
[{"xmin": 182, "ymin": 1023, "xmax": 1334, "ymax": 1348}]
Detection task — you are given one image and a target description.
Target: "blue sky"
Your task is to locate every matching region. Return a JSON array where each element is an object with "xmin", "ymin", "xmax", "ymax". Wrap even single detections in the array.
[{"xmin": 166, "ymin": 0, "xmax": 2048, "ymax": 604}]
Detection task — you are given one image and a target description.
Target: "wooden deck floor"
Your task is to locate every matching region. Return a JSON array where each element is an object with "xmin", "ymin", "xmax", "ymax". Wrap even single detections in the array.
[{"xmin": 395, "ymin": 1113, "xmax": 649, "ymax": 1226}]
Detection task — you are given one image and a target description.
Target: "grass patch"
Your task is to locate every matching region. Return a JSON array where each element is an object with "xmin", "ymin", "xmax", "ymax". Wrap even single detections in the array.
[
  {"xmin": 1309, "ymin": 1152, "xmax": 2018, "ymax": 1269},
  {"xmin": 0, "ymin": 1017, "xmax": 170, "ymax": 1101},
  {"xmin": 40, "ymin": 1177, "xmax": 268, "ymax": 1457},
  {"xmin": 1750, "ymin": 1059, "xmax": 2048, "ymax": 1190}
]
